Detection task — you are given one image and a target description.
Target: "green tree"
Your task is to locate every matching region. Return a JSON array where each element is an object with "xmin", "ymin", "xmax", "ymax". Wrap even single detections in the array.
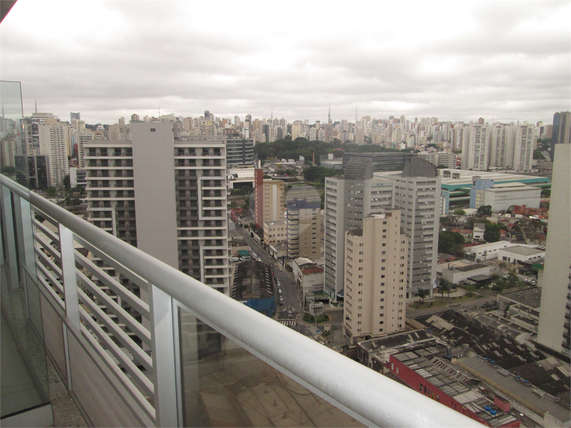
[
  {"xmin": 477, "ymin": 205, "xmax": 493, "ymax": 217},
  {"xmin": 438, "ymin": 230, "xmax": 465, "ymax": 257},
  {"xmin": 541, "ymin": 189, "xmax": 550, "ymax": 198},
  {"xmin": 533, "ymin": 150, "xmax": 545, "ymax": 160},
  {"xmin": 483, "ymin": 223, "xmax": 501, "ymax": 242},
  {"xmin": 63, "ymin": 174, "xmax": 71, "ymax": 189},
  {"xmin": 417, "ymin": 288, "xmax": 429, "ymax": 305},
  {"xmin": 437, "ymin": 280, "xmax": 451, "ymax": 302},
  {"xmin": 453, "ymin": 209, "xmax": 466, "ymax": 216}
]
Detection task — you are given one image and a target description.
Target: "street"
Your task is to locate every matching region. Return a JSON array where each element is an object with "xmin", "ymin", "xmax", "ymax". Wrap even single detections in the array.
[{"xmin": 235, "ymin": 225, "xmax": 302, "ymax": 320}]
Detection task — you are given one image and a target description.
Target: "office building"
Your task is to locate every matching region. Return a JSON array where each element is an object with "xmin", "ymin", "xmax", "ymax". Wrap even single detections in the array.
[
  {"xmin": 226, "ymin": 138, "xmax": 254, "ymax": 167},
  {"xmin": 324, "ymin": 159, "xmax": 394, "ymax": 299},
  {"xmin": 342, "ymin": 152, "xmax": 415, "ymax": 172},
  {"xmin": 343, "ymin": 212, "xmax": 408, "ymax": 341},
  {"xmin": 550, "ymin": 111, "xmax": 571, "ymax": 161},
  {"xmin": 286, "ymin": 185, "xmax": 322, "ymax": 260},
  {"xmin": 14, "ymin": 154, "xmax": 50, "ymax": 189},
  {"xmin": 85, "ymin": 121, "xmax": 229, "ymax": 292},
  {"xmin": 537, "ymin": 144, "xmax": 571, "ymax": 356},
  {"xmin": 390, "ymin": 158, "xmax": 440, "ymax": 297}
]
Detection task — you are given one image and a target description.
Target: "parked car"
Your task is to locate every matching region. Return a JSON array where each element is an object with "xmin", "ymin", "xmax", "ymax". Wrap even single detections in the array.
[{"xmin": 279, "ymin": 296, "xmax": 284, "ymax": 305}]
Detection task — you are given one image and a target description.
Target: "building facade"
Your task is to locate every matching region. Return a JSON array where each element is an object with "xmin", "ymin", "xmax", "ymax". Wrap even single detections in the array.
[
  {"xmin": 286, "ymin": 195, "xmax": 321, "ymax": 260},
  {"xmin": 343, "ymin": 212, "xmax": 408, "ymax": 341},
  {"xmin": 226, "ymin": 138, "xmax": 254, "ymax": 167},
  {"xmin": 324, "ymin": 159, "xmax": 395, "ymax": 299},
  {"xmin": 85, "ymin": 121, "xmax": 230, "ymax": 292},
  {"xmin": 537, "ymin": 144, "xmax": 571, "ymax": 356},
  {"xmin": 391, "ymin": 158, "xmax": 440, "ymax": 297}
]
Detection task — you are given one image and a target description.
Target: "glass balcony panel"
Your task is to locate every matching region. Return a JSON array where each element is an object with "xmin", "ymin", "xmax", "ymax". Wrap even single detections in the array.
[{"xmin": 178, "ymin": 307, "xmax": 364, "ymax": 427}]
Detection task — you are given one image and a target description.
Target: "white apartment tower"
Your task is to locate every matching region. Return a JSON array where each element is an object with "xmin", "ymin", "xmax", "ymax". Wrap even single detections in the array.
[
  {"xmin": 85, "ymin": 121, "xmax": 229, "ymax": 292},
  {"xmin": 462, "ymin": 124, "xmax": 489, "ymax": 171},
  {"xmin": 537, "ymin": 144, "xmax": 571, "ymax": 356},
  {"xmin": 324, "ymin": 159, "xmax": 394, "ymax": 299},
  {"xmin": 489, "ymin": 124, "xmax": 511, "ymax": 168},
  {"xmin": 511, "ymin": 124, "xmax": 535, "ymax": 171},
  {"xmin": 343, "ymin": 212, "xmax": 408, "ymax": 342}
]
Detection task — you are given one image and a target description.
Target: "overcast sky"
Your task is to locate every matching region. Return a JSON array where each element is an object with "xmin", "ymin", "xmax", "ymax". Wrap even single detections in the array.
[{"xmin": 1, "ymin": 0, "xmax": 570, "ymax": 125}]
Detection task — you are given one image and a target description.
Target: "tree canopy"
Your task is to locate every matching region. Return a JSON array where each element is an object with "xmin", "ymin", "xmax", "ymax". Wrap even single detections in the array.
[
  {"xmin": 254, "ymin": 138, "xmax": 409, "ymax": 165},
  {"xmin": 477, "ymin": 205, "xmax": 493, "ymax": 217},
  {"xmin": 438, "ymin": 230, "xmax": 465, "ymax": 257},
  {"xmin": 483, "ymin": 223, "xmax": 501, "ymax": 242},
  {"xmin": 303, "ymin": 166, "xmax": 342, "ymax": 183}
]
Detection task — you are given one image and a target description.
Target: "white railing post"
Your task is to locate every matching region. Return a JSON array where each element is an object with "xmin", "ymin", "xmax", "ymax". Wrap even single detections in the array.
[
  {"xmin": 59, "ymin": 224, "xmax": 81, "ymax": 329},
  {"xmin": 149, "ymin": 283, "xmax": 179, "ymax": 427},
  {"xmin": 1, "ymin": 184, "xmax": 19, "ymax": 289},
  {"xmin": 18, "ymin": 196, "xmax": 37, "ymax": 278}
]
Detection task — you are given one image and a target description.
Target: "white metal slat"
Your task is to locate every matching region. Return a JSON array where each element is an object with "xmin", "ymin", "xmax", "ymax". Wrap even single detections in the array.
[
  {"xmin": 75, "ymin": 252, "xmax": 149, "ymax": 317},
  {"xmin": 78, "ymin": 301, "xmax": 154, "ymax": 398},
  {"xmin": 74, "ymin": 235, "xmax": 148, "ymax": 292},
  {"xmin": 75, "ymin": 269, "xmax": 152, "ymax": 348},
  {"xmin": 77, "ymin": 288, "xmax": 152, "ymax": 373}
]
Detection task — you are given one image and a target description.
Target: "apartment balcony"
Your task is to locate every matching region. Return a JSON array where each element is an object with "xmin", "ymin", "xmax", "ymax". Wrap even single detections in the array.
[{"xmin": 1, "ymin": 174, "xmax": 480, "ymax": 428}]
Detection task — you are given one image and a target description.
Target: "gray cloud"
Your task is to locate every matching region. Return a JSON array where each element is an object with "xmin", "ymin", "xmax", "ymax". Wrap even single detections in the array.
[{"xmin": 1, "ymin": 0, "xmax": 569, "ymax": 125}]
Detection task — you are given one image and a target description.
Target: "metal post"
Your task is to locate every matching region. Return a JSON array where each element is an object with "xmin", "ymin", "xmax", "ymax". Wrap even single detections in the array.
[
  {"xmin": 18, "ymin": 196, "xmax": 36, "ymax": 277},
  {"xmin": 1, "ymin": 184, "xmax": 19, "ymax": 289},
  {"xmin": 149, "ymin": 283, "xmax": 178, "ymax": 427},
  {"xmin": 59, "ymin": 224, "xmax": 80, "ymax": 329}
]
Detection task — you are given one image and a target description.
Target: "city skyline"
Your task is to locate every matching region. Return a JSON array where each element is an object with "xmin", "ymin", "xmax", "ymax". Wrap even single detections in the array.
[{"xmin": 1, "ymin": 0, "xmax": 569, "ymax": 125}]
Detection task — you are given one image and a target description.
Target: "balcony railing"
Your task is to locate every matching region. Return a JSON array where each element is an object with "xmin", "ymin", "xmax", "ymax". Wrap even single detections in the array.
[{"xmin": 0, "ymin": 174, "xmax": 481, "ymax": 428}]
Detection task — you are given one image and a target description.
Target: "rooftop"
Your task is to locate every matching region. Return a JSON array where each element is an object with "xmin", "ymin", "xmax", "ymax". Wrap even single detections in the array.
[
  {"xmin": 500, "ymin": 246, "xmax": 545, "ymax": 256},
  {"xmin": 500, "ymin": 287, "xmax": 542, "ymax": 309}
]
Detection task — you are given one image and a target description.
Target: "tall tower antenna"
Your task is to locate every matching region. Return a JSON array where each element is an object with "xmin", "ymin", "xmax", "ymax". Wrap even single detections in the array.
[
  {"xmin": 328, "ymin": 103, "xmax": 331, "ymax": 124},
  {"xmin": 35, "ymin": 100, "xmax": 38, "ymax": 113}
]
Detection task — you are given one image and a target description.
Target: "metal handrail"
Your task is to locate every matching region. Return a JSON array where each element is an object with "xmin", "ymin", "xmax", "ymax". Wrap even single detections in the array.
[{"xmin": 0, "ymin": 174, "xmax": 481, "ymax": 427}]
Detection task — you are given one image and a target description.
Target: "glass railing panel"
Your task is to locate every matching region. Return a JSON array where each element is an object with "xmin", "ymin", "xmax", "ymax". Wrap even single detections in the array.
[
  {"xmin": 178, "ymin": 306, "xmax": 365, "ymax": 428},
  {"xmin": 1, "ymin": 192, "xmax": 50, "ymax": 418}
]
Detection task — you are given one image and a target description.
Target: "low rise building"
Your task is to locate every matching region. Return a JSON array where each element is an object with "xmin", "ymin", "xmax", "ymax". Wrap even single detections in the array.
[
  {"xmin": 497, "ymin": 246, "xmax": 545, "ymax": 264},
  {"xmin": 292, "ymin": 258, "xmax": 324, "ymax": 298},
  {"xmin": 263, "ymin": 220, "xmax": 287, "ymax": 247},
  {"xmin": 497, "ymin": 288, "xmax": 541, "ymax": 333},
  {"xmin": 439, "ymin": 260, "xmax": 491, "ymax": 285},
  {"xmin": 231, "ymin": 260, "xmax": 275, "ymax": 317}
]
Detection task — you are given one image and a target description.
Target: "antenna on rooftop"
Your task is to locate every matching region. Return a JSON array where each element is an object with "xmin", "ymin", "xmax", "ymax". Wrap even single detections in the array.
[{"xmin": 35, "ymin": 100, "xmax": 37, "ymax": 113}]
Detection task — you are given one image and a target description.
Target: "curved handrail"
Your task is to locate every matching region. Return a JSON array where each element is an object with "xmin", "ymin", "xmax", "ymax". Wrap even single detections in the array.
[{"xmin": 1, "ymin": 174, "xmax": 481, "ymax": 427}]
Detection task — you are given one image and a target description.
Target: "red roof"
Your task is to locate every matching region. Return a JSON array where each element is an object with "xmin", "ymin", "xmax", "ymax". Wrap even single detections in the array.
[{"xmin": 302, "ymin": 267, "xmax": 324, "ymax": 275}]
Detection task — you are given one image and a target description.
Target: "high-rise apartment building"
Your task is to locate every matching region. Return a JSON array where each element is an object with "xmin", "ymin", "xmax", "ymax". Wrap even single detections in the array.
[
  {"xmin": 461, "ymin": 124, "xmax": 489, "ymax": 171},
  {"xmin": 511, "ymin": 124, "xmax": 535, "ymax": 172},
  {"xmin": 343, "ymin": 212, "xmax": 408, "ymax": 341},
  {"xmin": 85, "ymin": 121, "xmax": 229, "ymax": 292},
  {"xmin": 550, "ymin": 111, "xmax": 571, "ymax": 161},
  {"xmin": 254, "ymin": 171, "xmax": 285, "ymax": 229},
  {"xmin": 537, "ymin": 144, "xmax": 570, "ymax": 356},
  {"xmin": 324, "ymin": 160, "xmax": 395, "ymax": 299},
  {"xmin": 286, "ymin": 192, "xmax": 322, "ymax": 260},
  {"xmin": 489, "ymin": 124, "xmax": 511, "ymax": 168}
]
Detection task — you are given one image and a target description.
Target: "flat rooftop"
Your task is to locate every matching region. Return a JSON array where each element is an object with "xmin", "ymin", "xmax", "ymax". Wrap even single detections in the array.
[
  {"xmin": 500, "ymin": 246, "xmax": 544, "ymax": 256},
  {"xmin": 459, "ymin": 357, "xmax": 570, "ymax": 424},
  {"xmin": 500, "ymin": 287, "xmax": 542, "ymax": 309}
]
